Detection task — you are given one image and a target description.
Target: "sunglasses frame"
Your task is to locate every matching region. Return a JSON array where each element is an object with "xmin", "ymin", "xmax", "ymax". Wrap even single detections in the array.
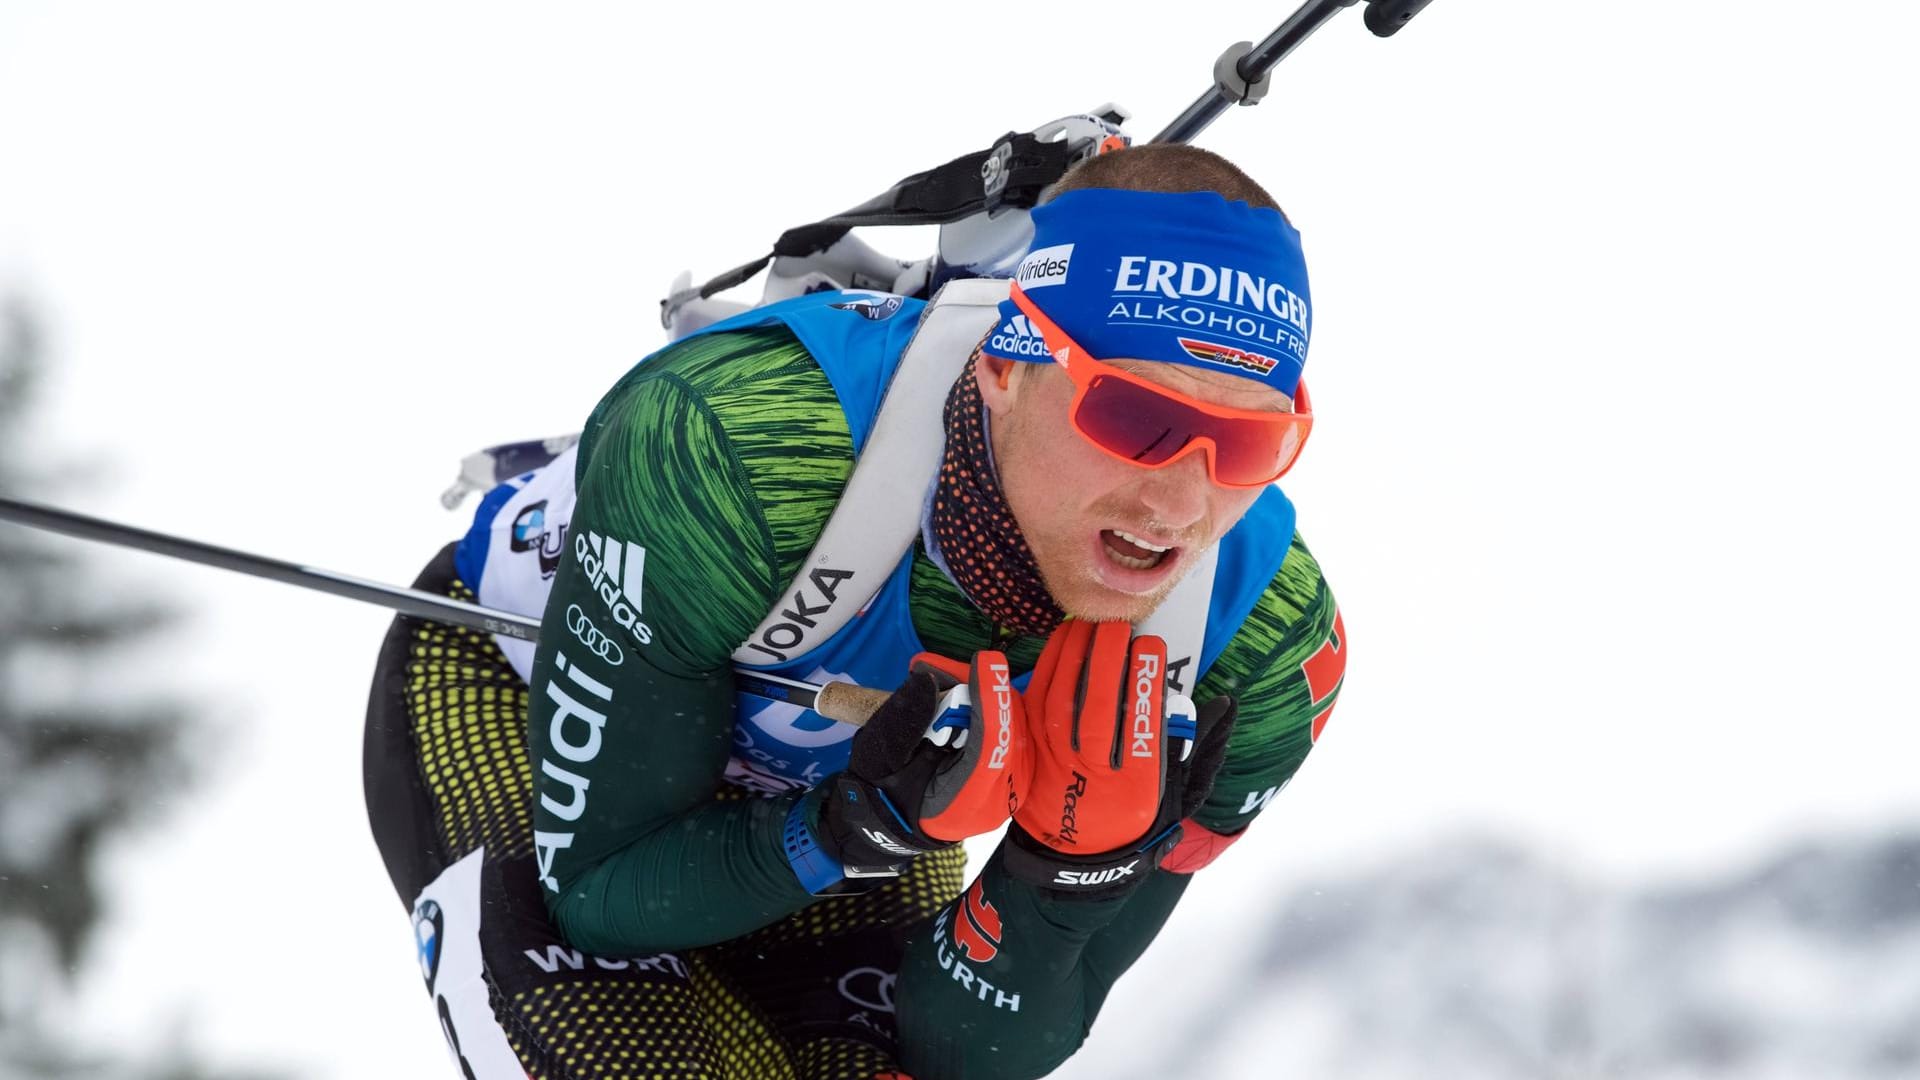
[{"xmin": 1007, "ymin": 284, "xmax": 1313, "ymax": 488}]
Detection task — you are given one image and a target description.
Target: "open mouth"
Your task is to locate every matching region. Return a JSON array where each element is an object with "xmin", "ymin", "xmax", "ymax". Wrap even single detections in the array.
[{"xmin": 1100, "ymin": 528, "xmax": 1175, "ymax": 571}]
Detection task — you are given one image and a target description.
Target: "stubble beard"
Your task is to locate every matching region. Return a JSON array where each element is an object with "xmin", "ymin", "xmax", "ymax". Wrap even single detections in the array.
[
  {"xmin": 1030, "ymin": 524, "xmax": 1208, "ymax": 625},
  {"xmin": 991, "ymin": 377, "xmax": 1208, "ymax": 625}
]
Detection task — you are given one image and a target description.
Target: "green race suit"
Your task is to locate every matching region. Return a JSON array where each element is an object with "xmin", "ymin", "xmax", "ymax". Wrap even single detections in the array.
[{"xmin": 526, "ymin": 324, "xmax": 1344, "ymax": 1079}]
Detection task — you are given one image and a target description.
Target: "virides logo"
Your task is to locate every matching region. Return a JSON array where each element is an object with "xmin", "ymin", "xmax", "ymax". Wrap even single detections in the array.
[{"xmin": 1013, "ymin": 243, "xmax": 1074, "ymax": 290}]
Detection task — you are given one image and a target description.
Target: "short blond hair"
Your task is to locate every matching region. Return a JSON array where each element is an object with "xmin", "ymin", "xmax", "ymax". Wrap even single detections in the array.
[{"xmin": 1040, "ymin": 144, "xmax": 1287, "ymax": 222}]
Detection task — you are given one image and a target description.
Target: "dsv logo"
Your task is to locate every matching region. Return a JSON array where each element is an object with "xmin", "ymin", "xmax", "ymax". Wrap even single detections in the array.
[{"xmin": 565, "ymin": 604, "xmax": 624, "ymax": 666}]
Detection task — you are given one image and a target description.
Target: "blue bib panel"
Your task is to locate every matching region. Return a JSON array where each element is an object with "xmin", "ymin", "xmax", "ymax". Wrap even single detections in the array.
[{"xmin": 688, "ymin": 289, "xmax": 928, "ymax": 456}]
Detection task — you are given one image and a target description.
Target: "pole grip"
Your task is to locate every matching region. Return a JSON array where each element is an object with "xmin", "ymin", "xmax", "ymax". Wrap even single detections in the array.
[
  {"xmin": 814, "ymin": 681, "xmax": 891, "ymax": 727},
  {"xmin": 1364, "ymin": 0, "xmax": 1435, "ymax": 37}
]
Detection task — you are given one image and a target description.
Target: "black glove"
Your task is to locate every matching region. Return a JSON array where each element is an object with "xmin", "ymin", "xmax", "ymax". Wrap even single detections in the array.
[
  {"xmin": 787, "ymin": 653, "xmax": 1027, "ymax": 895},
  {"xmin": 1002, "ymin": 693, "xmax": 1238, "ymax": 900}
]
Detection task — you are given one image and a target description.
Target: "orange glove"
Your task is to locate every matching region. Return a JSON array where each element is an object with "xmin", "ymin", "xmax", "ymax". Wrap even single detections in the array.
[
  {"xmin": 1015, "ymin": 619, "xmax": 1170, "ymax": 854},
  {"xmin": 1006, "ymin": 619, "xmax": 1236, "ymax": 896},
  {"xmin": 904, "ymin": 651, "xmax": 1032, "ymax": 842}
]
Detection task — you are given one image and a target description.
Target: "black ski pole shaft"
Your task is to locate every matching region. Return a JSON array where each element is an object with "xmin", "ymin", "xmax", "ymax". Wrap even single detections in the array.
[
  {"xmin": 0, "ymin": 494, "xmax": 543, "ymax": 640},
  {"xmin": 1151, "ymin": 0, "xmax": 1437, "ymax": 146},
  {"xmin": 0, "ymin": 494, "xmax": 886, "ymax": 720},
  {"xmin": 1152, "ymin": 0, "xmax": 1357, "ymax": 146}
]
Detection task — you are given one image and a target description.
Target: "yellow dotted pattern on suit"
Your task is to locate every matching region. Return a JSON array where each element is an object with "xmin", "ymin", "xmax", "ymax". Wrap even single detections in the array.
[
  {"xmin": 729, "ymin": 845, "xmax": 964, "ymax": 954},
  {"xmin": 705, "ymin": 787, "xmax": 965, "ymax": 954},
  {"xmin": 504, "ymin": 956, "xmax": 897, "ymax": 1080},
  {"xmin": 687, "ymin": 956, "xmax": 799, "ymax": 1080},
  {"xmin": 404, "ymin": 592, "xmax": 534, "ymax": 859},
  {"xmin": 793, "ymin": 1038, "xmax": 896, "ymax": 1080},
  {"xmin": 401, "ymin": 585, "xmax": 939, "ymax": 1079},
  {"xmin": 509, "ymin": 978, "xmax": 725, "ymax": 1079}
]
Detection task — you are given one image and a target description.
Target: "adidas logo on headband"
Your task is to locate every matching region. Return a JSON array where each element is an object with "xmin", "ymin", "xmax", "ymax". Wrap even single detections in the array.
[{"xmin": 987, "ymin": 313, "xmax": 1051, "ymax": 360}]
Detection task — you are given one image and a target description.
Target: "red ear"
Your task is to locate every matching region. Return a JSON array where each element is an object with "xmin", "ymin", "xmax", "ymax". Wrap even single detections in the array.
[{"xmin": 997, "ymin": 364, "xmax": 1013, "ymax": 390}]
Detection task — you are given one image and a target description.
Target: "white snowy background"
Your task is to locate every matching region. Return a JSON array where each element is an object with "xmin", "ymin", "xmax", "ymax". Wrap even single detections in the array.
[{"xmin": 2, "ymin": 2, "xmax": 1918, "ymax": 1076}]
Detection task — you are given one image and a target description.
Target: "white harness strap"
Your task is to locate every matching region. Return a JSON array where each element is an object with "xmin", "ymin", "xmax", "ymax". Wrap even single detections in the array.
[
  {"xmin": 732, "ymin": 278, "xmax": 1008, "ymax": 665},
  {"xmin": 733, "ymin": 277, "xmax": 1217, "ymax": 687},
  {"xmin": 1135, "ymin": 544, "xmax": 1217, "ymax": 698}
]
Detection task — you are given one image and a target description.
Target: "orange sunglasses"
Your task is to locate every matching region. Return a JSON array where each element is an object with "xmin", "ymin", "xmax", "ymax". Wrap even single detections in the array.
[{"xmin": 1009, "ymin": 284, "xmax": 1313, "ymax": 488}]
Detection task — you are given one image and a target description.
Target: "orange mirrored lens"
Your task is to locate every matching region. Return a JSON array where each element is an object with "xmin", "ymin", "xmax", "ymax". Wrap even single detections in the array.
[
  {"xmin": 1009, "ymin": 283, "xmax": 1312, "ymax": 487},
  {"xmin": 1072, "ymin": 373, "xmax": 1308, "ymax": 487}
]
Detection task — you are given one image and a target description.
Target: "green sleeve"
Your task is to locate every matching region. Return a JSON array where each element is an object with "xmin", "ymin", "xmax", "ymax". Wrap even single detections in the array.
[
  {"xmin": 895, "ymin": 851, "xmax": 1193, "ymax": 1079},
  {"xmin": 526, "ymin": 326, "xmax": 855, "ymax": 954},
  {"xmin": 893, "ymin": 533, "xmax": 1345, "ymax": 1078},
  {"xmin": 1193, "ymin": 530, "xmax": 1346, "ymax": 834}
]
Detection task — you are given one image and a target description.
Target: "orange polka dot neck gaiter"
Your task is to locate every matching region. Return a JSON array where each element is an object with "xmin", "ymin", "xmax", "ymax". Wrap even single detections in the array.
[{"xmin": 928, "ymin": 363, "xmax": 1066, "ymax": 637}]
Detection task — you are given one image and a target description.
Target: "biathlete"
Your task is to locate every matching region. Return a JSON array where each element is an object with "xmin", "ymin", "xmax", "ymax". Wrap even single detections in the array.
[{"xmin": 362, "ymin": 143, "xmax": 1345, "ymax": 1080}]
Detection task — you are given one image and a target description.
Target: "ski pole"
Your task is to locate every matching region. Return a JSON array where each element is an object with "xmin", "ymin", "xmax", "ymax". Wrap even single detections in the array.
[
  {"xmin": 1152, "ymin": 0, "xmax": 1438, "ymax": 146},
  {"xmin": 0, "ymin": 495, "xmax": 893, "ymax": 725}
]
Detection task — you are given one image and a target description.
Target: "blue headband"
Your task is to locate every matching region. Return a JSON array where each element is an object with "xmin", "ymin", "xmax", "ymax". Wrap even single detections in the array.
[{"xmin": 979, "ymin": 188, "xmax": 1311, "ymax": 396}]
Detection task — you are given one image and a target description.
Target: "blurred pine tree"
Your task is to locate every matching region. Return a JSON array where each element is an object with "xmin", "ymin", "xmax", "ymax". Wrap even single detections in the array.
[{"xmin": 0, "ymin": 297, "xmax": 280, "ymax": 1079}]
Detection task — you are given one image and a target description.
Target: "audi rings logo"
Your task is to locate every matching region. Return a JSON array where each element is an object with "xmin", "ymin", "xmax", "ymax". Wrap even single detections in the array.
[
  {"xmin": 565, "ymin": 604, "xmax": 625, "ymax": 666},
  {"xmin": 836, "ymin": 966, "xmax": 897, "ymax": 1014}
]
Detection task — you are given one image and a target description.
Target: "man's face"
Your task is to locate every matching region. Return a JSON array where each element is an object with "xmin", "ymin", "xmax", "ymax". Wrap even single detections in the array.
[{"xmin": 977, "ymin": 349, "xmax": 1294, "ymax": 624}]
